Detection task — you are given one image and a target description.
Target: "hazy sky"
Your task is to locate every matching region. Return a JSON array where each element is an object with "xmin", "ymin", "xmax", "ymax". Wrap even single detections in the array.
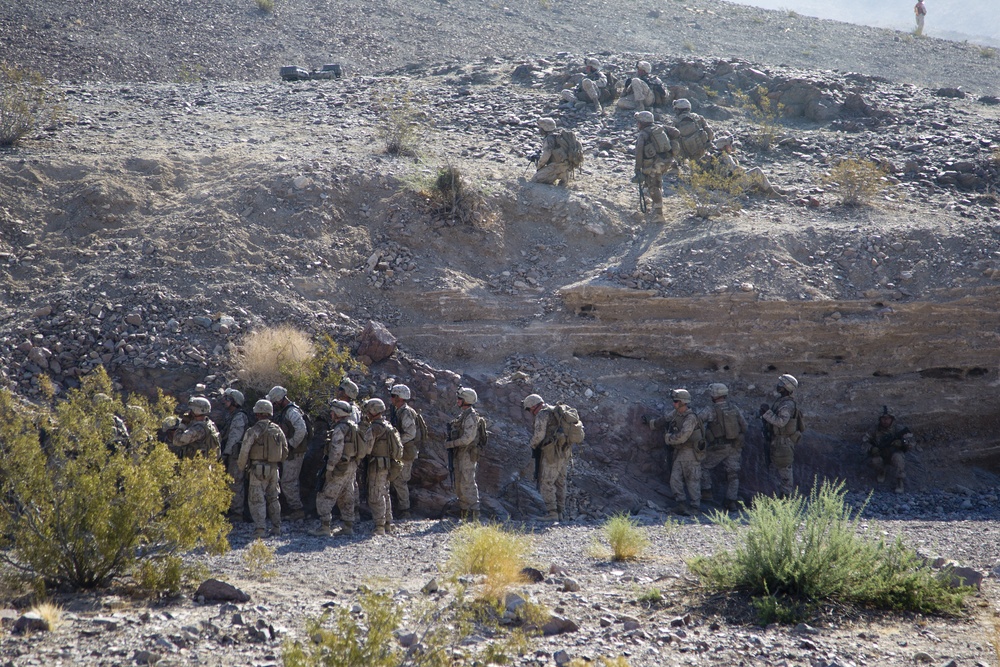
[{"xmin": 728, "ymin": 0, "xmax": 998, "ymax": 45}]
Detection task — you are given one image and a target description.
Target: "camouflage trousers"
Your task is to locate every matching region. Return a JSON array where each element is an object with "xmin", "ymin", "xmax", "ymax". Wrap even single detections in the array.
[
  {"xmin": 700, "ymin": 443, "xmax": 742, "ymax": 502},
  {"xmin": 280, "ymin": 452, "xmax": 304, "ymax": 512},
  {"xmin": 454, "ymin": 446, "xmax": 480, "ymax": 512},
  {"xmin": 390, "ymin": 458, "xmax": 414, "ymax": 513},
  {"xmin": 532, "ymin": 162, "xmax": 571, "ymax": 185},
  {"xmin": 226, "ymin": 454, "xmax": 246, "ymax": 516},
  {"xmin": 247, "ymin": 462, "xmax": 281, "ymax": 531},
  {"xmin": 870, "ymin": 451, "xmax": 906, "ymax": 480},
  {"xmin": 538, "ymin": 453, "xmax": 570, "ymax": 516},
  {"xmin": 561, "ymin": 79, "xmax": 601, "ymax": 108},
  {"xmin": 315, "ymin": 461, "xmax": 357, "ymax": 524},
  {"xmin": 640, "ymin": 168, "xmax": 666, "ymax": 215},
  {"xmin": 669, "ymin": 446, "xmax": 701, "ymax": 509},
  {"xmin": 368, "ymin": 459, "xmax": 392, "ymax": 528},
  {"xmin": 770, "ymin": 463, "xmax": 795, "ymax": 497}
]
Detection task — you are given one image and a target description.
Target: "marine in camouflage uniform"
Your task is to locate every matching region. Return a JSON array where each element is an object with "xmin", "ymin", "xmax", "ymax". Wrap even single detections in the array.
[
  {"xmin": 560, "ymin": 57, "xmax": 610, "ymax": 115},
  {"xmin": 531, "ymin": 118, "xmax": 572, "ymax": 186},
  {"xmin": 170, "ymin": 397, "xmax": 221, "ymax": 460},
  {"xmin": 362, "ymin": 398, "xmax": 403, "ymax": 535},
  {"xmin": 633, "ymin": 110, "xmax": 676, "ymax": 223},
  {"xmin": 761, "ymin": 374, "xmax": 802, "ymax": 498},
  {"xmin": 311, "ymin": 400, "xmax": 362, "ymax": 536},
  {"xmin": 388, "ymin": 384, "xmax": 420, "ymax": 519},
  {"xmin": 268, "ymin": 386, "xmax": 308, "ymax": 521},
  {"xmin": 697, "ymin": 383, "xmax": 747, "ymax": 511},
  {"xmin": 670, "ymin": 98, "xmax": 714, "ymax": 162},
  {"xmin": 616, "ymin": 61, "xmax": 660, "ymax": 112},
  {"xmin": 863, "ymin": 407, "xmax": 915, "ymax": 494},
  {"xmin": 523, "ymin": 394, "xmax": 570, "ymax": 521},
  {"xmin": 336, "ymin": 378, "xmax": 364, "ymax": 522},
  {"xmin": 220, "ymin": 389, "xmax": 249, "ymax": 518},
  {"xmin": 236, "ymin": 399, "xmax": 288, "ymax": 538},
  {"xmin": 646, "ymin": 389, "xmax": 704, "ymax": 515},
  {"xmin": 445, "ymin": 387, "xmax": 482, "ymax": 521}
]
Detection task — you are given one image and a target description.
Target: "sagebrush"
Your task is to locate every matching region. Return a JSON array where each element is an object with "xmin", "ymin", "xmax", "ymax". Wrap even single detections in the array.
[
  {"xmin": 679, "ymin": 156, "xmax": 746, "ymax": 218},
  {"xmin": 448, "ymin": 523, "xmax": 532, "ymax": 602},
  {"xmin": 0, "ymin": 368, "xmax": 230, "ymax": 590},
  {"xmin": 243, "ymin": 539, "xmax": 277, "ymax": 580},
  {"xmin": 0, "ymin": 62, "xmax": 61, "ymax": 147},
  {"xmin": 597, "ymin": 513, "xmax": 649, "ymax": 562},
  {"xmin": 688, "ymin": 480, "xmax": 970, "ymax": 617}
]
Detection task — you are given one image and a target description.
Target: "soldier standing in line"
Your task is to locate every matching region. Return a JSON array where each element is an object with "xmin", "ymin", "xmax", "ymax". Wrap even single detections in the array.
[
  {"xmin": 268, "ymin": 386, "xmax": 308, "ymax": 521},
  {"xmin": 336, "ymin": 377, "xmax": 364, "ymax": 522},
  {"xmin": 445, "ymin": 387, "xmax": 482, "ymax": 522},
  {"xmin": 863, "ymin": 406, "xmax": 915, "ymax": 494},
  {"xmin": 523, "ymin": 394, "xmax": 571, "ymax": 522},
  {"xmin": 311, "ymin": 400, "xmax": 363, "ymax": 537},
  {"xmin": 761, "ymin": 374, "xmax": 803, "ymax": 498},
  {"xmin": 645, "ymin": 389, "xmax": 705, "ymax": 516},
  {"xmin": 169, "ymin": 396, "xmax": 221, "ymax": 460},
  {"xmin": 388, "ymin": 384, "xmax": 420, "ymax": 519},
  {"xmin": 220, "ymin": 389, "xmax": 249, "ymax": 520},
  {"xmin": 362, "ymin": 398, "xmax": 402, "ymax": 535},
  {"xmin": 237, "ymin": 399, "xmax": 288, "ymax": 539},
  {"xmin": 697, "ymin": 383, "xmax": 747, "ymax": 511},
  {"xmin": 633, "ymin": 110, "xmax": 676, "ymax": 223}
]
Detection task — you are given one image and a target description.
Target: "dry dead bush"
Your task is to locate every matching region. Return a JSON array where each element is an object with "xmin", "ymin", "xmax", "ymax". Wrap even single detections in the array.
[
  {"xmin": 0, "ymin": 63, "xmax": 61, "ymax": 147},
  {"xmin": 422, "ymin": 166, "xmax": 499, "ymax": 228},
  {"xmin": 233, "ymin": 325, "xmax": 315, "ymax": 393}
]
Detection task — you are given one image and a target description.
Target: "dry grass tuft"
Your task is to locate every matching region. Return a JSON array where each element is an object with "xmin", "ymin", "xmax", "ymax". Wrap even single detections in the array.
[
  {"xmin": 243, "ymin": 539, "xmax": 277, "ymax": 580},
  {"xmin": 448, "ymin": 523, "xmax": 533, "ymax": 602},
  {"xmin": 594, "ymin": 513, "xmax": 650, "ymax": 562},
  {"xmin": 30, "ymin": 602, "xmax": 63, "ymax": 631},
  {"xmin": 232, "ymin": 325, "xmax": 315, "ymax": 393}
]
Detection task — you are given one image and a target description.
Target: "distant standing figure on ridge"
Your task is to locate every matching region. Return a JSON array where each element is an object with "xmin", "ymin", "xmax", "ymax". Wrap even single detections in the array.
[{"xmin": 914, "ymin": 0, "xmax": 926, "ymax": 36}]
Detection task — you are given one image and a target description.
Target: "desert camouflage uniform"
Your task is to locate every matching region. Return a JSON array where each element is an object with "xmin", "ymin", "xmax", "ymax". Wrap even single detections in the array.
[
  {"xmin": 697, "ymin": 400, "xmax": 747, "ymax": 503},
  {"xmin": 221, "ymin": 410, "xmax": 250, "ymax": 515},
  {"xmin": 446, "ymin": 407, "xmax": 481, "ymax": 512},
  {"xmin": 315, "ymin": 420, "xmax": 358, "ymax": 526},
  {"xmin": 237, "ymin": 419, "xmax": 288, "ymax": 533},
  {"xmin": 650, "ymin": 409, "xmax": 703, "ymax": 510},
  {"xmin": 364, "ymin": 417, "xmax": 402, "ymax": 531},
  {"xmin": 389, "ymin": 404, "xmax": 419, "ymax": 514},
  {"xmin": 171, "ymin": 419, "xmax": 221, "ymax": 460},
  {"xmin": 763, "ymin": 395, "xmax": 800, "ymax": 497},
  {"xmin": 673, "ymin": 110, "xmax": 714, "ymax": 161},
  {"xmin": 276, "ymin": 403, "xmax": 308, "ymax": 514},
  {"xmin": 530, "ymin": 404, "xmax": 571, "ymax": 519},
  {"xmin": 718, "ymin": 150, "xmax": 783, "ymax": 196},
  {"xmin": 561, "ymin": 69, "xmax": 608, "ymax": 112},
  {"xmin": 634, "ymin": 124, "xmax": 675, "ymax": 219},
  {"xmin": 617, "ymin": 76, "xmax": 654, "ymax": 111},
  {"xmin": 532, "ymin": 132, "xmax": 572, "ymax": 185}
]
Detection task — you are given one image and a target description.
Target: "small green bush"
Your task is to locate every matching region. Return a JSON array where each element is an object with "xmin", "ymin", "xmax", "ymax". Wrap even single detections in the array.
[
  {"xmin": 688, "ymin": 480, "xmax": 970, "ymax": 617},
  {"xmin": 449, "ymin": 523, "xmax": 533, "ymax": 602},
  {"xmin": 732, "ymin": 85, "xmax": 785, "ymax": 151},
  {"xmin": 0, "ymin": 62, "xmax": 60, "ymax": 147},
  {"xmin": 599, "ymin": 513, "xmax": 650, "ymax": 562},
  {"xmin": 0, "ymin": 368, "xmax": 230, "ymax": 590},
  {"xmin": 680, "ymin": 156, "xmax": 747, "ymax": 218},
  {"xmin": 255, "ymin": 0, "xmax": 275, "ymax": 12},
  {"xmin": 243, "ymin": 538, "xmax": 277, "ymax": 580},
  {"xmin": 824, "ymin": 157, "xmax": 889, "ymax": 206},
  {"xmin": 636, "ymin": 587, "xmax": 663, "ymax": 605},
  {"xmin": 376, "ymin": 90, "xmax": 424, "ymax": 157}
]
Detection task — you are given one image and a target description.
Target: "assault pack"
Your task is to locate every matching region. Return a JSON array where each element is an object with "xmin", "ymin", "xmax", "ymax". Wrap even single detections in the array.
[
  {"xmin": 553, "ymin": 404, "xmax": 586, "ymax": 445},
  {"xmin": 675, "ymin": 113, "xmax": 710, "ymax": 158},
  {"xmin": 555, "ymin": 129, "xmax": 585, "ymax": 171},
  {"xmin": 277, "ymin": 402, "xmax": 315, "ymax": 452},
  {"xmin": 649, "ymin": 125, "xmax": 673, "ymax": 157},
  {"xmin": 476, "ymin": 415, "xmax": 490, "ymax": 449},
  {"xmin": 707, "ymin": 403, "xmax": 745, "ymax": 445},
  {"xmin": 249, "ymin": 422, "xmax": 288, "ymax": 463},
  {"xmin": 339, "ymin": 420, "xmax": 364, "ymax": 462}
]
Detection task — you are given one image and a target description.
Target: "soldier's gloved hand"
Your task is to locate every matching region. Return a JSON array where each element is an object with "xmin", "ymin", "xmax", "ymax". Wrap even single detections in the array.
[
  {"xmin": 758, "ymin": 403, "xmax": 770, "ymax": 417},
  {"xmin": 161, "ymin": 416, "xmax": 180, "ymax": 430},
  {"xmin": 761, "ymin": 409, "xmax": 775, "ymax": 422}
]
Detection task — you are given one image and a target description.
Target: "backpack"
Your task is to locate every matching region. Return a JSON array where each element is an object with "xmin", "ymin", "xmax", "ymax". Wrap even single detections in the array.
[
  {"xmin": 676, "ymin": 114, "xmax": 709, "ymax": 157},
  {"xmin": 277, "ymin": 402, "xmax": 315, "ymax": 443},
  {"xmin": 553, "ymin": 404, "xmax": 586, "ymax": 445},
  {"xmin": 340, "ymin": 420, "xmax": 363, "ymax": 461},
  {"xmin": 649, "ymin": 126, "xmax": 673, "ymax": 157},
  {"xmin": 603, "ymin": 70, "xmax": 621, "ymax": 103},
  {"xmin": 651, "ymin": 80, "xmax": 669, "ymax": 107},
  {"xmin": 556, "ymin": 130, "xmax": 585, "ymax": 170},
  {"xmin": 795, "ymin": 409, "xmax": 806, "ymax": 434},
  {"xmin": 475, "ymin": 415, "xmax": 490, "ymax": 449},
  {"xmin": 414, "ymin": 411, "xmax": 429, "ymax": 444}
]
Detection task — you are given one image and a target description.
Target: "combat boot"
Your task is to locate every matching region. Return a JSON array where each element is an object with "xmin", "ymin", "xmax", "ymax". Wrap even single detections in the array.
[
  {"xmin": 876, "ymin": 471, "xmax": 886, "ymax": 484},
  {"xmin": 542, "ymin": 511, "xmax": 559, "ymax": 522},
  {"xmin": 725, "ymin": 500, "xmax": 741, "ymax": 512},
  {"xmin": 252, "ymin": 526, "xmax": 266, "ymax": 539},
  {"xmin": 309, "ymin": 520, "xmax": 332, "ymax": 537},
  {"xmin": 334, "ymin": 522, "xmax": 354, "ymax": 536},
  {"xmin": 894, "ymin": 479, "xmax": 904, "ymax": 494},
  {"xmin": 674, "ymin": 502, "xmax": 691, "ymax": 517},
  {"xmin": 286, "ymin": 509, "xmax": 305, "ymax": 521},
  {"xmin": 385, "ymin": 522, "xmax": 396, "ymax": 535},
  {"xmin": 701, "ymin": 490, "xmax": 714, "ymax": 502},
  {"xmin": 374, "ymin": 524, "xmax": 386, "ymax": 536},
  {"xmin": 398, "ymin": 510, "xmax": 411, "ymax": 520},
  {"xmin": 471, "ymin": 510, "xmax": 480, "ymax": 522},
  {"xmin": 270, "ymin": 522, "xmax": 282, "ymax": 536}
]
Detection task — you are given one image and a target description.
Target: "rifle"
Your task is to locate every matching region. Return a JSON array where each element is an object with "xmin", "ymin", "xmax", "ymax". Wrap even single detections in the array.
[
  {"xmin": 759, "ymin": 403, "xmax": 773, "ymax": 467},
  {"xmin": 532, "ymin": 446, "xmax": 542, "ymax": 490},
  {"xmin": 523, "ymin": 152, "xmax": 541, "ymax": 177},
  {"xmin": 447, "ymin": 422, "xmax": 457, "ymax": 487},
  {"xmin": 634, "ymin": 173, "xmax": 647, "ymax": 213},
  {"xmin": 876, "ymin": 427, "xmax": 911, "ymax": 455}
]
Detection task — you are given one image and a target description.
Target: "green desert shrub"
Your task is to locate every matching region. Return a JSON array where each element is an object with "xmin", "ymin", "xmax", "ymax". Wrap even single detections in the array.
[
  {"xmin": 0, "ymin": 62, "xmax": 61, "ymax": 147},
  {"xmin": 732, "ymin": 85, "xmax": 785, "ymax": 151},
  {"xmin": 823, "ymin": 157, "xmax": 889, "ymax": 206},
  {"xmin": 597, "ymin": 513, "xmax": 650, "ymax": 562},
  {"xmin": 680, "ymin": 156, "xmax": 747, "ymax": 218},
  {"xmin": 688, "ymin": 480, "xmax": 970, "ymax": 617},
  {"xmin": 376, "ymin": 90, "xmax": 424, "ymax": 157},
  {"xmin": 449, "ymin": 523, "xmax": 533, "ymax": 602},
  {"xmin": 0, "ymin": 368, "xmax": 230, "ymax": 590}
]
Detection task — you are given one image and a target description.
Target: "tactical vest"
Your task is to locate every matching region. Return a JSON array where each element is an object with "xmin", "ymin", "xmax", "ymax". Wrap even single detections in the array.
[
  {"xmin": 248, "ymin": 421, "xmax": 287, "ymax": 463},
  {"xmin": 669, "ymin": 411, "xmax": 704, "ymax": 448},
  {"xmin": 676, "ymin": 113, "xmax": 709, "ymax": 157},
  {"xmin": 707, "ymin": 403, "xmax": 743, "ymax": 444},
  {"xmin": 772, "ymin": 397, "xmax": 801, "ymax": 437},
  {"xmin": 368, "ymin": 420, "xmax": 403, "ymax": 460}
]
